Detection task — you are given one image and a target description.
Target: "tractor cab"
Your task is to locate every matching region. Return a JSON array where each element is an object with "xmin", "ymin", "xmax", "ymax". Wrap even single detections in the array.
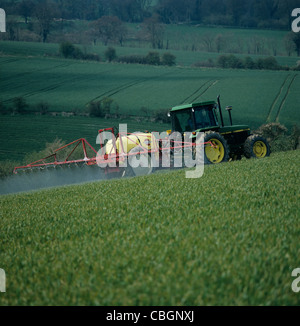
[
  {"xmin": 169, "ymin": 97, "xmax": 257, "ymax": 161},
  {"xmin": 170, "ymin": 101, "xmax": 219, "ymax": 133}
]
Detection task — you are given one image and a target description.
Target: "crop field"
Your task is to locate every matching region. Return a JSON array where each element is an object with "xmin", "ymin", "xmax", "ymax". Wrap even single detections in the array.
[
  {"xmin": 0, "ymin": 44, "xmax": 298, "ymax": 119},
  {"xmin": 0, "ymin": 50, "xmax": 298, "ymax": 110},
  {"xmin": 0, "ymin": 47, "xmax": 299, "ymax": 163},
  {"xmin": 0, "ymin": 150, "xmax": 299, "ymax": 305},
  {"xmin": 1, "ymin": 41, "xmax": 299, "ymax": 120},
  {"xmin": 0, "ymin": 115, "xmax": 169, "ymax": 162}
]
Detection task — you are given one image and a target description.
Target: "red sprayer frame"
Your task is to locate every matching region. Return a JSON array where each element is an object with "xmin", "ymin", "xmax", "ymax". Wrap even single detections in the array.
[
  {"xmin": 13, "ymin": 138, "xmax": 98, "ymax": 174},
  {"xmin": 14, "ymin": 128, "xmax": 214, "ymax": 174}
]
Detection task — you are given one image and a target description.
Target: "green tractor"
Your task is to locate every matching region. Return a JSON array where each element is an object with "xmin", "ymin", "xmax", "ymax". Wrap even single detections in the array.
[{"xmin": 169, "ymin": 96, "xmax": 270, "ymax": 164}]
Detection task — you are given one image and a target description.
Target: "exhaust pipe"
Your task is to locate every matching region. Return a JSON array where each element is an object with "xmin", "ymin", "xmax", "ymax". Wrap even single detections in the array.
[
  {"xmin": 226, "ymin": 106, "xmax": 233, "ymax": 126},
  {"xmin": 217, "ymin": 95, "xmax": 224, "ymax": 127}
]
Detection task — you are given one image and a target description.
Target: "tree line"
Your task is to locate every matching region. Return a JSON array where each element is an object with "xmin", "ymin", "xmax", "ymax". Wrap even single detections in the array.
[
  {"xmin": 194, "ymin": 54, "xmax": 300, "ymax": 70},
  {"xmin": 1, "ymin": 0, "xmax": 300, "ymax": 56},
  {"xmin": 1, "ymin": 0, "xmax": 299, "ymax": 29}
]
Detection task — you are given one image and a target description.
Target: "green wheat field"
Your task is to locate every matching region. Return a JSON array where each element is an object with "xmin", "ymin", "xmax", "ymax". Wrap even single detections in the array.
[{"xmin": 0, "ymin": 150, "xmax": 299, "ymax": 305}]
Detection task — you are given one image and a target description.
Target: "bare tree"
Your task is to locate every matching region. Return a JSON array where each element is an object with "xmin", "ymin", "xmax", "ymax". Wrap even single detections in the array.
[
  {"xmin": 268, "ymin": 38, "xmax": 278, "ymax": 56},
  {"xmin": 136, "ymin": 0, "xmax": 153, "ymax": 21},
  {"xmin": 93, "ymin": 16, "xmax": 125, "ymax": 46},
  {"xmin": 109, "ymin": 0, "xmax": 152, "ymax": 22},
  {"xmin": 215, "ymin": 34, "xmax": 226, "ymax": 53},
  {"xmin": 6, "ymin": 17, "xmax": 19, "ymax": 41},
  {"xmin": 142, "ymin": 15, "xmax": 165, "ymax": 49},
  {"xmin": 18, "ymin": 0, "xmax": 35, "ymax": 24},
  {"xmin": 284, "ymin": 33, "xmax": 296, "ymax": 56},
  {"xmin": 202, "ymin": 33, "xmax": 214, "ymax": 52},
  {"xmin": 292, "ymin": 32, "xmax": 300, "ymax": 56},
  {"xmin": 34, "ymin": 1, "xmax": 56, "ymax": 43},
  {"xmin": 251, "ymin": 36, "xmax": 265, "ymax": 55},
  {"xmin": 117, "ymin": 24, "xmax": 128, "ymax": 47}
]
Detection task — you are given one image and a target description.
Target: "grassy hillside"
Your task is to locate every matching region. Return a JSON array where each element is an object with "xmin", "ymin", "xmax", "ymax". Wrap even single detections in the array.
[{"xmin": 0, "ymin": 150, "xmax": 299, "ymax": 305}]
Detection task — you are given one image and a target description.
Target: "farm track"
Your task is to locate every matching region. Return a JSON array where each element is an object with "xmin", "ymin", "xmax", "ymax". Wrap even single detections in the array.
[
  {"xmin": 1, "ymin": 59, "xmax": 76, "ymax": 83},
  {"xmin": 2, "ymin": 81, "xmax": 70, "ymax": 104},
  {"xmin": 275, "ymin": 74, "xmax": 297, "ymax": 122},
  {"xmin": 266, "ymin": 74, "xmax": 296, "ymax": 123},
  {"xmin": 180, "ymin": 80, "xmax": 211, "ymax": 104},
  {"xmin": 1, "ymin": 64, "xmax": 125, "ymax": 104},
  {"xmin": 88, "ymin": 79, "xmax": 147, "ymax": 104},
  {"xmin": 1, "ymin": 58, "xmax": 124, "ymax": 104},
  {"xmin": 193, "ymin": 80, "xmax": 219, "ymax": 101},
  {"xmin": 87, "ymin": 71, "xmax": 176, "ymax": 105},
  {"xmin": 181, "ymin": 80, "xmax": 219, "ymax": 104},
  {"xmin": 0, "ymin": 60, "xmax": 78, "ymax": 103}
]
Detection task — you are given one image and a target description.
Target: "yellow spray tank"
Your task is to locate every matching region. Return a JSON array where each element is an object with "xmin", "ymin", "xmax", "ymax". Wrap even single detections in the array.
[{"xmin": 104, "ymin": 132, "xmax": 159, "ymax": 176}]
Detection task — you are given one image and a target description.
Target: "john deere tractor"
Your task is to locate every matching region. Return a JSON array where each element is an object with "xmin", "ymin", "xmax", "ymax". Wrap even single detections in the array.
[{"xmin": 169, "ymin": 96, "xmax": 270, "ymax": 164}]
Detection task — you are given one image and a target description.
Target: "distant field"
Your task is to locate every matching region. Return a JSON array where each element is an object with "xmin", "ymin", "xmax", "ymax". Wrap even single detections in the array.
[
  {"xmin": 1, "ymin": 22, "xmax": 295, "ymax": 58},
  {"xmin": 0, "ymin": 54, "xmax": 299, "ymax": 123},
  {"xmin": 1, "ymin": 39, "xmax": 299, "ymax": 67},
  {"xmin": 0, "ymin": 115, "xmax": 169, "ymax": 162},
  {"xmin": 163, "ymin": 24, "xmax": 291, "ymax": 54},
  {"xmin": 0, "ymin": 41, "xmax": 299, "ymax": 162},
  {"xmin": 0, "ymin": 150, "xmax": 299, "ymax": 305}
]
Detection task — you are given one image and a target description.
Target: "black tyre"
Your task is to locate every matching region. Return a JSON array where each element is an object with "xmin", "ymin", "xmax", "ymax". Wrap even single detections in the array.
[
  {"xmin": 195, "ymin": 131, "xmax": 230, "ymax": 164},
  {"xmin": 244, "ymin": 135, "xmax": 270, "ymax": 159}
]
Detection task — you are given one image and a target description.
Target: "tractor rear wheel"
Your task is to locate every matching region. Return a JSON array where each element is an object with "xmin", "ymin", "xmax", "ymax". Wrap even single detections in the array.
[
  {"xmin": 244, "ymin": 135, "xmax": 270, "ymax": 159},
  {"xmin": 195, "ymin": 131, "xmax": 229, "ymax": 164}
]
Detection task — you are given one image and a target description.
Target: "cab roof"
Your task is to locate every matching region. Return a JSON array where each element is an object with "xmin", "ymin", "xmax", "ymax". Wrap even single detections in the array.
[{"xmin": 170, "ymin": 101, "xmax": 216, "ymax": 112}]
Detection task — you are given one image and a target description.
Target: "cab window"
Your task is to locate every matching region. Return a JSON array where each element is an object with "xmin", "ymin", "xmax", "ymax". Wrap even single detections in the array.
[
  {"xmin": 194, "ymin": 107, "xmax": 217, "ymax": 129},
  {"xmin": 172, "ymin": 110, "xmax": 194, "ymax": 132}
]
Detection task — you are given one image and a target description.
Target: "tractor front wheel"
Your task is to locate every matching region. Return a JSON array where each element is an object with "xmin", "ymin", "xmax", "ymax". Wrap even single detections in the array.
[{"xmin": 244, "ymin": 135, "xmax": 270, "ymax": 159}]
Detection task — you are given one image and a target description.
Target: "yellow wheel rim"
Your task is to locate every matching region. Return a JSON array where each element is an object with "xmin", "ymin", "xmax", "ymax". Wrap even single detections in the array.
[
  {"xmin": 205, "ymin": 138, "xmax": 225, "ymax": 163},
  {"xmin": 253, "ymin": 141, "xmax": 267, "ymax": 158}
]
